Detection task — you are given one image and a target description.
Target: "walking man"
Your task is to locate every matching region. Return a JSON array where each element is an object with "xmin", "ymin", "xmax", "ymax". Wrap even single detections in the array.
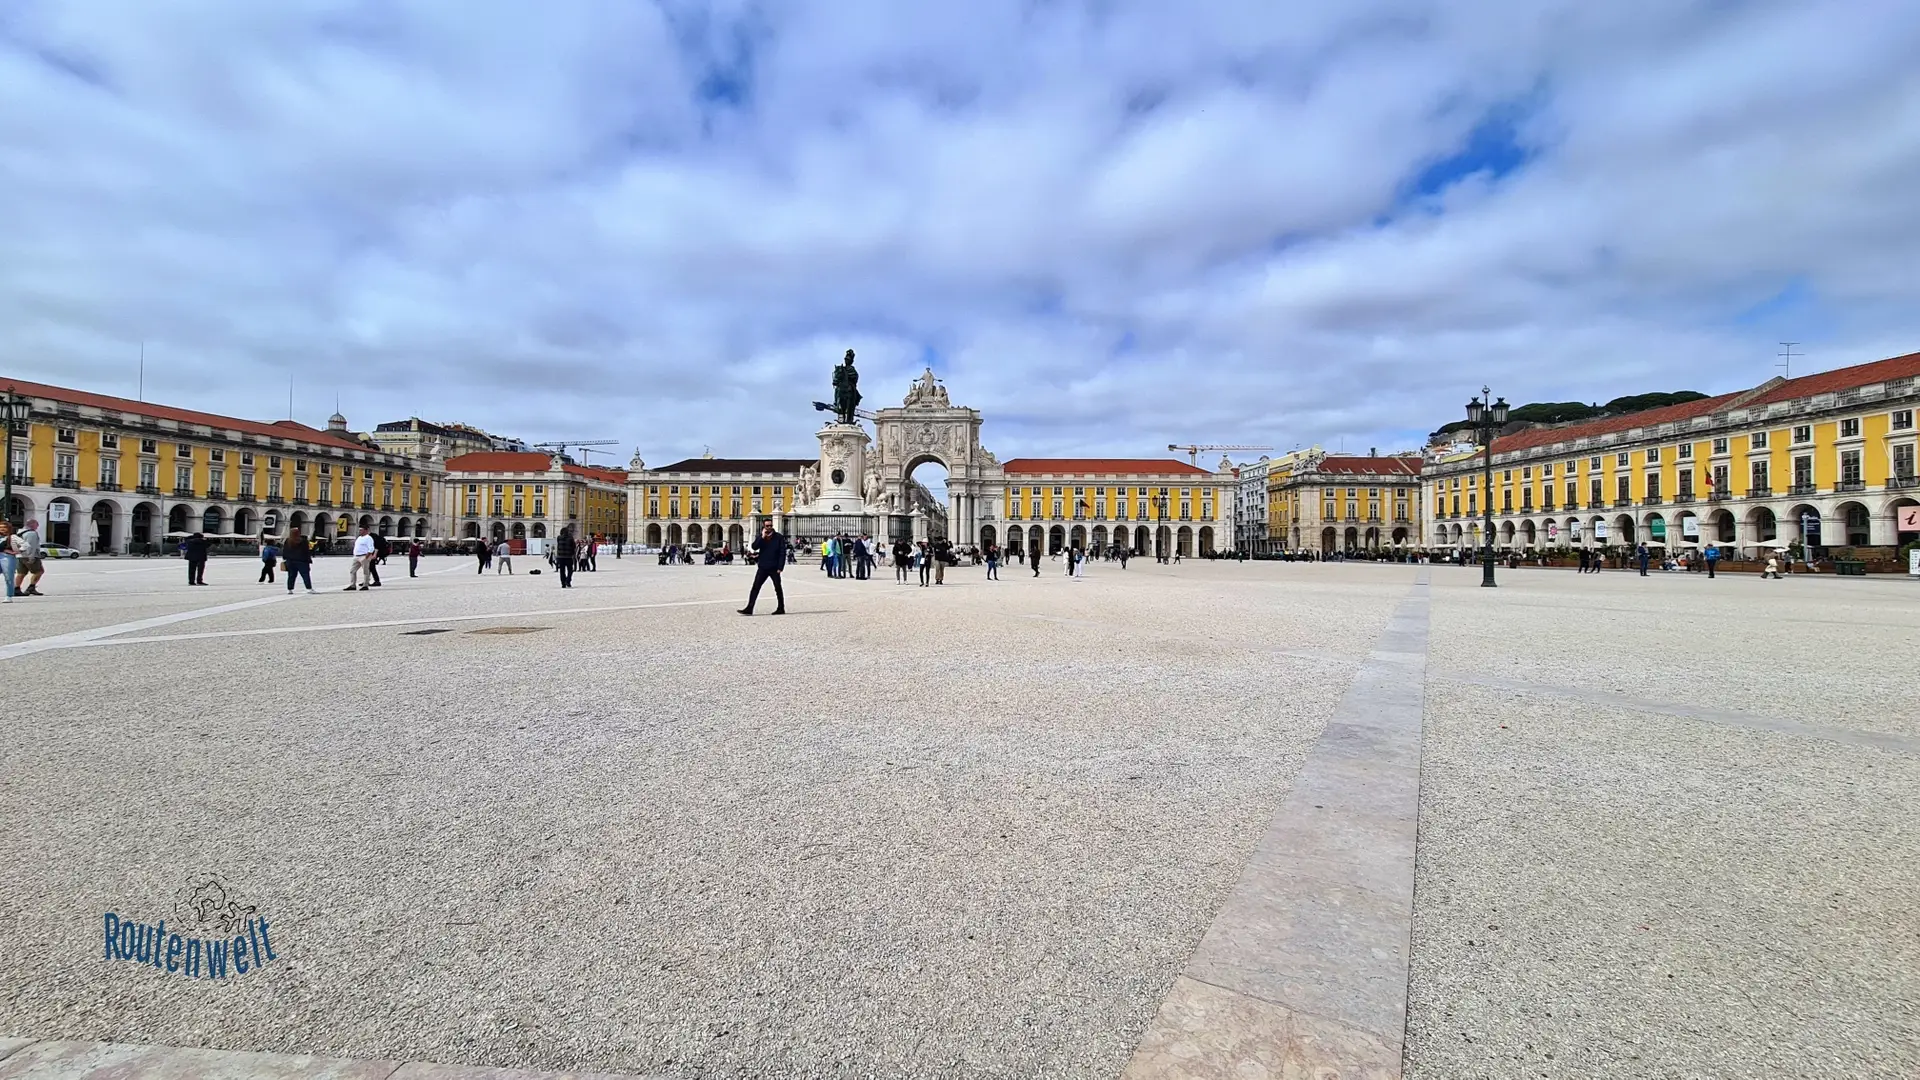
[
  {"xmin": 739, "ymin": 522, "xmax": 788, "ymax": 615},
  {"xmin": 346, "ymin": 526, "xmax": 377, "ymax": 591},
  {"xmin": 12, "ymin": 518, "xmax": 45, "ymax": 597},
  {"xmin": 985, "ymin": 542, "xmax": 1000, "ymax": 580},
  {"xmin": 894, "ymin": 538, "xmax": 913, "ymax": 582},
  {"xmin": 1636, "ymin": 543, "xmax": 1651, "ymax": 576},
  {"xmin": 554, "ymin": 527, "xmax": 577, "ymax": 588},
  {"xmin": 408, "ymin": 539, "xmax": 422, "ymax": 577},
  {"xmin": 1030, "ymin": 544, "xmax": 1042, "ymax": 577},
  {"xmin": 934, "ymin": 538, "xmax": 950, "ymax": 585},
  {"xmin": 282, "ymin": 527, "xmax": 314, "ymax": 592},
  {"xmin": 367, "ymin": 532, "xmax": 386, "ymax": 586},
  {"xmin": 495, "ymin": 539, "xmax": 513, "ymax": 574},
  {"xmin": 1704, "ymin": 543, "xmax": 1721, "ymax": 579}
]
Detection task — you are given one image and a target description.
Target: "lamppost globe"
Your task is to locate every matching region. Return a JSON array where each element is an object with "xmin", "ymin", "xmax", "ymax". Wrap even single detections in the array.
[
  {"xmin": 1491, "ymin": 397, "xmax": 1511, "ymax": 425},
  {"xmin": 1465, "ymin": 398, "xmax": 1484, "ymax": 425}
]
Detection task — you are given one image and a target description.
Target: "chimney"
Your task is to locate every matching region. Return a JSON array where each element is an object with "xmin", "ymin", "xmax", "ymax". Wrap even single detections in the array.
[{"xmin": 1369, "ymin": 447, "xmax": 1376, "ymax": 457}]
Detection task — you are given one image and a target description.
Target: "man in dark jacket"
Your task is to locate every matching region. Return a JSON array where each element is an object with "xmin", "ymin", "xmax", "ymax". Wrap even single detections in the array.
[
  {"xmin": 739, "ymin": 523, "xmax": 788, "ymax": 615},
  {"xmin": 554, "ymin": 528, "xmax": 578, "ymax": 588},
  {"xmin": 1029, "ymin": 544, "xmax": 1042, "ymax": 577},
  {"xmin": 184, "ymin": 532, "xmax": 210, "ymax": 585},
  {"xmin": 893, "ymin": 538, "xmax": 912, "ymax": 583},
  {"xmin": 281, "ymin": 528, "xmax": 314, "ymax": 592}
]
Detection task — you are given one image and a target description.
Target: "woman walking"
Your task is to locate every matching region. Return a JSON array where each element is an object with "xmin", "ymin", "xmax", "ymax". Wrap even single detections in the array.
[
  {"xmin": 0, "ymin": 520, "xmax": 18, "ymax": 602},
  {"xmin": 259, "ymin": 537, "xmax": 279, "ymax": 583},
  {"xmin": 281, "ymin": 528, "xmax": 314, "ymax": 593}
]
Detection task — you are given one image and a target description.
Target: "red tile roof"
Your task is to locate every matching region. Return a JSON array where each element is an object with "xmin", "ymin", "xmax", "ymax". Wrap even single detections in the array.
[
  {"xmin": 3, "ymin": 376, "xmax": 369, "ymax": 454},
  {"xmin": 1741, "ymin": 349, "xmax": 1920, "ymax": 407},
  {"xmin": 444, "ymin": 451, "xmax": 625, "ymax": 485},
  {"xmin": 1314, "ymin": 456, "xmax": 1423, "ymax": 477},
  {"xmin": 1002, "ymin": 458, "xmax": 1212, "ymax": 476},
  {"xmin": 1490, "ymin": 392, "xmax": 1740, "ymax": 455}
]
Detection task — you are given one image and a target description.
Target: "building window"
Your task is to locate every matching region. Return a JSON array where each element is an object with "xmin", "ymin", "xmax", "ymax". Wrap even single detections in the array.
[
  {"xmin": 56, "ymin": 427, "xmax": 77, "ymax": 444},
  {"xmin": 176, "ymin": 464, "xmax": 194, "ymax": 491},
  {"xmin": 1894, "ymin": 409, "xmax": 1915, "ymax": 431},
  {"xmin": 102, "ymin": 433, "xmax": 119, "ymax": 449},
  {"xmin": 1839, "ymin": 449, "xmax": 1862, "ymax": 486},
  {"xmin": 1646, "ymin": 473, "xmax": 1661, "ymax": 499},
  {"xmin": 1894, "ymin": 443, "xmax": 1916, "ymax": 478},
  {"xmin": 493, "ymin": 497, "xmax": 504, "ymax": 515},
  {"xmin": 1749, "ymin": 461, "xmax": 1768, "ymax": 492},
  {"xmin": 270, "ymin": 456, "xmax": 282, "ymax": 468},
  {"xmin": 1839, "ymin": 417, "xmax": 1861, "ymax": 439},
  {"xmin": 1793, "ymin": 456, "xmax": 1813, "ymax": 489},
  {"xmin": 319, "ymin": 479, "xmax": 332, "ymax": 501},
  {"xmin": 1543, "ymin": 463, "xmax": 1554, "ymax": 478},
  {"xmin": 242, "ymin": 451, "xmax": 258, "ymax": 465},
  {"xmin": 514, "ymin": 484, "xmax": 524, "ymax": 494},
  {"xmin": 294, "ymin": 477, "xmax": 307, "ymax": 500},
  {"xmin": 1565, "ymin": 480, "xmax": 1577, "ymax": 507},
  {"xmin": 178, "ymin": 443, "xmax": 193, "ymax": 457},
  {"xmin": 1615, "ymin": 476, "xmax": 1630, "ymax": 503},
  {"xmin": 1647, "ymin": 447, "xmax": 1661, "ymax": 463},
  {"xmin": 99, "ymin": 457, "xmax": 119, "ymax": 487},
  {"xmin": 297, "ymin": 460, "xmax": 308, "ymax": 472},
  {"xmin": 269, "ymin": 474, "xmax": 282, "ymax": 499},
  {"xmin": 466, "ymin": 496, "xmax": 479, "ymax": 514},
  {"xmin": 1677, "ymin": 444, "xmax": 1692, "ymax": 459},
  {"xmin": 1750, "ymin": 431, "xmax": 1769, "ymax": 449},
  {"xmin": 1677, "ymin": 470, "xmax": 1693, "ymax": 498},
  {"xmin": 513, "ymin": 497, "xmax": 524, "ymax": 516},
  {"xmin": 56, "ymin": 452, "xmax": 78, "ymax": 481},
  {"xmin": 139, "ymin": 461, "xmax": 157, "ymax": 489},
  {"xmin": 141, "ymin": 439, "xmax": 157, "ymax": 454},
  {"xmin": 1710, "ymin": 464, "xmax": 1727, "ymax": 495},
  {"xmin": 240, "ymin": 471, "xmax": 254, "ymax": 496},
  {"xmin": 210, "ymin": 448, "xmax": 224, "ymax": 463},
  {"xmin": 1792, "ymin": 425, "xmax": 1811, "ymax": 444},
  {"xmin": 1711, "ymin": 437, "xmax": 1728, "ymax": 454}
]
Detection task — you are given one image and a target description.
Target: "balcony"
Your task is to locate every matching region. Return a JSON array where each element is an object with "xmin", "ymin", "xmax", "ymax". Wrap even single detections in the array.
[
  {"xmin": 316, "ymin": 499, "xmax": 332, "ymax": 508},
  {"xmin": 52, "ymin": 477, "xmax": 81, "ymax": 490},
  {"xmin": 136, "ymin": 484, "xmax": 160, "ymax": 496},
  {"xmin": 360, "ymin": 502, "xmax": 375, "ymax": 511},
  {"xmin": 380, "ymin": 503, "xmax": 394, "ymax": 511},
  {"xmin": 1672, "ymin": 494, "xmax": 1695, "ymax": 505},
  {"xmin": 96, "ymin": 481, "xmax": 122, "ymax": 492},
  {"xmin": 1888, "ymin": 475, "xmax": 1920, "ymax": 491},
  {"xmin": 1613, "ymin": 498, "xmax": 1631, "ymax": 508},
  {"xmin": 1835, "ymin": 480, "xmax": 1865, "ymax": 493},
  {"xmin": 1789, "ymin": 483, "xmax": 1817, "ymax": 496},
  {"xmin": 293, "ymin": 498, "xmax": 310, "ymax": 507},
  {"xmin": 173, "ymin": 485, "xmax": 196, "ymax": 497},
  {"xmin": 1745, "ymin": 486, "xmax": 1772, "ymax": 499},
  {"xmin": 5, "ymin": 472, "xmax": 31, "ymax": 486},
  {"xmin": 1643, "ymin": 495, "xmax": 1664, "ymax": 505},
  {"xmin": 266, "ymin": 495, "xmax": 287, "ymax": 505}
]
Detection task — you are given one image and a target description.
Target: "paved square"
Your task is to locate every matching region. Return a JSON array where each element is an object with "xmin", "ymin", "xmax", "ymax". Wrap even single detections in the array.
[{"xmin": 1, "ymin": 555, "xmax": 1914, "ymax": 1078}]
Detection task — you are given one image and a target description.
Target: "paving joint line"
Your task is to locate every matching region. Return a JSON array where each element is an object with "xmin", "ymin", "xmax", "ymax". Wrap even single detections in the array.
[
  {"xmin": 1123, "ymin": 569, "xmax": 1431, "ymax": 1079},
  {"xmin": 0, "ymin": 1036, "xmax": 683, "ymax": 1079}
]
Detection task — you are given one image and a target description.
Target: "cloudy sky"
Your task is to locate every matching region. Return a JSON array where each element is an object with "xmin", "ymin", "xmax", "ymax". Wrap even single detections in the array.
[{"xmin": 4, "ymin": 0, "xmax": 1918, "ymax": 473}]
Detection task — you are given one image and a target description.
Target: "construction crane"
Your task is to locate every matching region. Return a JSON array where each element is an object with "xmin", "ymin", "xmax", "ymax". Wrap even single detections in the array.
[
  {"xmin": 1168, "ymin": 443, "xmax": 1273, "ymax": 466},
  {"xmin": 531, "ymin": 439, "xmax": 620, "ymax": 464}
]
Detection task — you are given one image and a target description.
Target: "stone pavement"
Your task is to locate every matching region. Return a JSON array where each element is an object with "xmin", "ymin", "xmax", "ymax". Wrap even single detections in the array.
[
  {"xmin": 0, "ymin": 1036, "xmax": 671, "ymax": 1079},
  {"xmin": 1, "ymin": 554, "xmax": 1913, "ymax": 1078}
]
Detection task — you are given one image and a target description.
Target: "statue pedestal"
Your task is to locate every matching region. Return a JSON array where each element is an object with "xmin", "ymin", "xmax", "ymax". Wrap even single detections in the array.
[{"xmin": 786, "ymin": 422, "xmax": 879, "ymax": 544}]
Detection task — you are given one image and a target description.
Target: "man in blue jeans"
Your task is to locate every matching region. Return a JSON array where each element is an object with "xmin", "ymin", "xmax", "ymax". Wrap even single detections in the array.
[
  {"xmin": 1704, "ymin": 543, "xmax": 1721, "ymax": 578},
  {"xmin": 740, "ymin": 522, "xmax": 788, "ymax": 615}
]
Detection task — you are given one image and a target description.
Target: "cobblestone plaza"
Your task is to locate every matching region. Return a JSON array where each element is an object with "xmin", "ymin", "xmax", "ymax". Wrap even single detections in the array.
[{"xmin": 0, "ymin": 556, "xmax": 1914, "ymax": 1079}]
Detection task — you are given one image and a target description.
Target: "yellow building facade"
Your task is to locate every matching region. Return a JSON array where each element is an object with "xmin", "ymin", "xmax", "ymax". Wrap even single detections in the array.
[
  {"xmin": 440, "ymin": 452, "xmax": 628, "ymax": 544},
  {"xmin": 997, "ymin": 459, "xmax": 1230, "ymax": 556},
  {"xmin": 1267, "ymin": 454, "xmax": 1424, "ymax": 553},
  {"xmin": 626, "ymin": 456, "xmax": 811, "ymax": 550},
  {"xmin": 3, "ymin": 379, "xmax": 435, "ymax": 553},
  {"xmin": 1425, "ymin": 350, "xmax": 1920, "ymax": 552}
]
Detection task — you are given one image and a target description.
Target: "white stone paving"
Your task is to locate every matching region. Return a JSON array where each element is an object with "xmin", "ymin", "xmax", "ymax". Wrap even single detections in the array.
[{"xmin": 1, "ymin": 555, "xmax": 1913, "ymax": 1078}]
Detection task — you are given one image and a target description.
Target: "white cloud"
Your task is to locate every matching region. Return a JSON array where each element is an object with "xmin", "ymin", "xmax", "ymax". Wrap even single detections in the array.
[{"xmin": 2, "ymin": 0, "xmax": 1917, "ymax": 460}]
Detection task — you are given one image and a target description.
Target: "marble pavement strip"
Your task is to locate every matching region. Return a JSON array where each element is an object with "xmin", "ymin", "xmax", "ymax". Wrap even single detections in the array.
[
  {"xmin": 0, "ymin": 1036, "xmax": 677, "ymax": 1079},
  {"xmin": 1124, "ymin": 571, "xmax": 1431, "ymax": 1080}
]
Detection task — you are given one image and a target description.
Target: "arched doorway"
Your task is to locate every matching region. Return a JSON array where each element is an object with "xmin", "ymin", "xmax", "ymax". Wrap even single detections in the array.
[
  {"xmin": 1497, "ymin": 520, "xmax": 1515, "ymax": 548},
  {"xmin": 311, "ymin": 513, "xmax": 330, "ymax": 540},
  {"xmin": 532, "ymin": 522, "xmax": 547, "ymax": 539},
  {"xmin": 201, "ymin": 506, "xmax": 224, "ymax": 535},
  {"xmin": 1611, "ymin": 515, "xmax": 1635, "ymax": 545},
  {"xmin": 687, "ymin": 523, "xmax": 704, "ymax": 547},
  {"xmin": 1837, "ymin": 502, "xmax": 1870, "ymax": 546},
  {"xmin": 1090, "ymin": 525, "xmax": 1107, "ymax": 552},
  {"xmin": 1748, "ymin": 506, "xmax": 1777, "ymax": 543},
  {"xmin": 287, "ymin": 510, "xmax": 307, "ymax": 536},
  {"xmin": 981, "ymin": 524, "xmax": 998, "ymax": 550},
  {"xmin": 727, "ymin": 524, "xmax": 744, "ymax": 549},
  {"xmin": 359, "ymin": 514, "xmax": 374, "ymax": 532},
  {"xmin": 414, "ymin": 521, "xmax": 426, "ymax": 538},
  {"xmin": 1363, "ymin": 526, "xmax": 1379, "ymax": 549},
  {"xmin": 907, "ymin": 456, "xmax": 950, "ymax": 540},
  {"xmin": 1198, "ymin": 526, "xmax": 1214, "ymax": 554},
  {"xmin": 233, "ymin": 507, "xmax": 254, "ymax": 536},
  {"xmin": 396, "ymin": 517, "xmax": 410, "ymax": 537},
  {"xmin": 131, "ymin": 502, "xmax": 157, "ymax": 546},
  {"xmin": 1320, "ymin": 527, "xmax": 1336, "ymax": 553},
  {"xmin": 646, "ymin": 524, "xmax": 662, "ymax": 546},
  {"xmin": 490, "ymin": 521, "xmax": 507, "ymax": 541},
  {"xmin": 511, "ymin": 522, "xmax": 526, "ymax": 540},
  {"xmin": 1343, "ymin": 526, "xmax": 1358, "ymax": 551},
  {"xmin": 4, "ymin": 493, "xmax": 31, "ymax": 526},
  {"xmin": 1069, "ymin": 524, "xmax": 1086, "ymax": 550},
  {"xmin": 1788, "ymin": 504, "xmax": 1821, "ymax": 550},
  {"xmin": 1708, "ymin": 509, "xmax": 1736, "ymax": 543},
  {"xmin": 1133, "ymin": 525, "xmax": 1148, "ymax": 554},
  {"xmin": 90, "ymin": 501, "xmax": 117, "ymax": 553},
  {"xmin": 378, "ymin": 515, "xmax": 393, "ymax": 534},
  {"xmin": 1154, "ymin": 524, "xmax": 1171, "ymax": 558},
  {"xmin": 665, "ymin": 524, "xmax": 682, "ymax": 546},
  {"xmin": 1520, "ymin": 520, "xmax": 1536, "ymax": 547},
  {"xmin": 337, "ymin": 513, "xmax": 354, "ymax": 536},
  {"xmin": 1029, "ymin": 525, "xmax": 1044, "ymax": 556},
  {"xmin": 1048, "ymin": 524, "xmax": 1066, "ymax": 554},
  {"xmin": 1644, "ymin": 513, "xmax": 1667, "ymax": 548},
  {"xmin": 168, "ymin": 504, "xmax": 192, "ymax": 535},
  {"xmin": 43, "ymin": 499, "xmax": 77, "ymax": 547},
  {"xmin": 463, "ymin": 521, "xmax": 480, "ymax": 539}
]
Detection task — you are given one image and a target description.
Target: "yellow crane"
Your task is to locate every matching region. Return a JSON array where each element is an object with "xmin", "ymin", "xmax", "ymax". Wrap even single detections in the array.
[{"xmin": 1167, "ymin": 443, "xmax": 1273, "ymax": 466}]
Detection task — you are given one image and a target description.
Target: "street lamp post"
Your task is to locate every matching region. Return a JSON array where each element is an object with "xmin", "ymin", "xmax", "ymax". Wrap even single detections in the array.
[
  {"xmin": 1466, "ymin": 387, "xmax": 1510, "ymax": 588},
  {"xmin": 2, "ymin": 386, "xmax": 29, "ymax": 527}
]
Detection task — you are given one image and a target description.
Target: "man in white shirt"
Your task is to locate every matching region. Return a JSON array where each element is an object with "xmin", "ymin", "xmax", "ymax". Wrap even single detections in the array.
[{"xmin": 345, "ymin": 526, "xmax": 377, "ymax": 591}]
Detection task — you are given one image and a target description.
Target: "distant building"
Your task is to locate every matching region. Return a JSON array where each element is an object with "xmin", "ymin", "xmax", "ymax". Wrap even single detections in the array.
[
  {"xmin": 373, "ymin": 418, "xmax": 528, "ymax": 459},
  {"xmin": 439, "ymin": 452, "xmax": 628, "ymax": 544},
  {"xmin": 1270, "ymin": 451, "xmax": 1424, "ymax": 553}
]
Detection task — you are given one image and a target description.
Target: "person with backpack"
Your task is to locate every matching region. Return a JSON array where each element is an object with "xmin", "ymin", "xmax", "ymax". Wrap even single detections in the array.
[{"xmin": 259, "ymin": 537, "xmax": 279, "ymax": 583}]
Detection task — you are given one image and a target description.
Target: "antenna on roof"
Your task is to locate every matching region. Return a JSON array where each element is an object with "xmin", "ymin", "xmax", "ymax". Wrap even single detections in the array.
[{"xmin": 1777, "ymin": 342, "xmax": 1799, "ymax": 379}]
